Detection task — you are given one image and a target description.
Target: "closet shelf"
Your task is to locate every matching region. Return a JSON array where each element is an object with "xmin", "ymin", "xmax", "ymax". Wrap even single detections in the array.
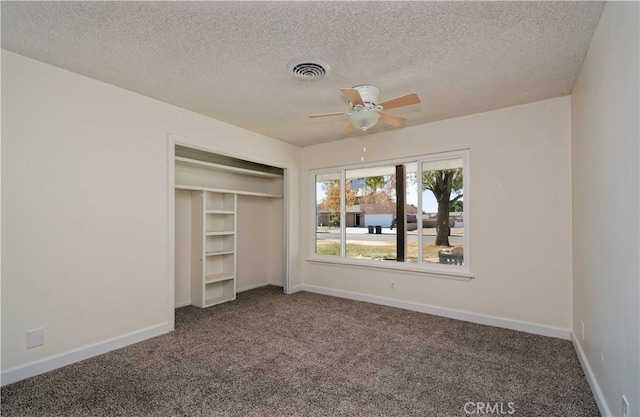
[
  {"xmin": 176, "ymin": 184, "xmax": 281, "ymax": 199},
  {"xmin": 176, "ymin": 157, "xmax": 282, "ymax": 179},
  {"xmin": 206, "ymin": 231, "xmax": 235, "ymax": 236},
  {"xmin": 205, "ymin": 273, "xmax": 235, "ymax": 284},
  {"xmin": 206, "ymin": 250, "xmax": 234, "ymax": 257}
]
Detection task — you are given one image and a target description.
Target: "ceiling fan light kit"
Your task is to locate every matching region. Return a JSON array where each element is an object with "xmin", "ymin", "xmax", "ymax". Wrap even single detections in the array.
[
  {"xmin": 309, "ymin": 84, "xmax": 421, "ymax": 133},
  {"xmin": 349, "ymin": 110, "xmax": 381, "ymax": 132}
]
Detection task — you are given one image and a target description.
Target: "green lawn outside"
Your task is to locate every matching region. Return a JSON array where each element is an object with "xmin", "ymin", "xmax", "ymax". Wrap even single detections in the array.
[{"xmin": 316, "ymin": 239, "xmax": 448, "ymax": 261}]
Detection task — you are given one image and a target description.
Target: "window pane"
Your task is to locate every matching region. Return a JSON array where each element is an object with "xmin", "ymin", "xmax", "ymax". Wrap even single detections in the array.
[
  {"xmin": 316, "ymin": 174, "xmax": 341, "ymax": 256},
  {"xmin": 345, "ymin": 166, "xmax": 396, "ymax": 261},
  {"xmin": 421, "ymin": 158, "xmax": 464, "ymax": 266}
]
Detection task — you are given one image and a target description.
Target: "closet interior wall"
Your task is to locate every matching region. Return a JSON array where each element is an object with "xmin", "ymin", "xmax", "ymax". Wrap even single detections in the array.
[{"xmin": 236, "ymin": 195, "xmax": 284, "ymax": 292}]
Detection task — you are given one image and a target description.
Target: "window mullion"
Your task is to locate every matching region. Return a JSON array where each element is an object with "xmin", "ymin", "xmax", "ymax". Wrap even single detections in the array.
[
  {"xmin": 340, "ymin": 170, "xmax": 346, "ymax": 258},
  {"xmin": 396, "ymin": 165, "xmax": 406, "ymax": 262},
  {"xmin": 417, "ymin": 161, "xmax": 423, "ymax": 263}
]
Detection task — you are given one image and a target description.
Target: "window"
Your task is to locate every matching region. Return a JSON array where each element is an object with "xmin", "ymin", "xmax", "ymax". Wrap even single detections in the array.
[{"xmin": 313, "ymin": 150, "xmax": 469, "ymax": 274}]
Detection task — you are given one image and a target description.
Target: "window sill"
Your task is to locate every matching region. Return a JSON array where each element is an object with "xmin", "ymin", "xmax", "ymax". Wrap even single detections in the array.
[{"xmin": 306, "ymin": 256, "xmax": 474, "ymax": 281}]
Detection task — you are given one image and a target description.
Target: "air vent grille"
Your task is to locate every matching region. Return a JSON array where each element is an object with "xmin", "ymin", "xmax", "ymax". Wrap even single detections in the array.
[{"xmin": 287, "ymin": 58, "xmax": 330, "ymax": 81}]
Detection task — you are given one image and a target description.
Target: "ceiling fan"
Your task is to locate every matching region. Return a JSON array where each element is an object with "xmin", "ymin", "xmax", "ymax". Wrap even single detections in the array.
[{"xmin": 309, "ymin": 85, "xmax": 421, "ymax": 133}]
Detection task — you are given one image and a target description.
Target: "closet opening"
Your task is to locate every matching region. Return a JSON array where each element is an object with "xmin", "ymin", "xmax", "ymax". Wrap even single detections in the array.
[{"xmin": 171, "ymin": 142, "xmax": 287, "ymax": 324}]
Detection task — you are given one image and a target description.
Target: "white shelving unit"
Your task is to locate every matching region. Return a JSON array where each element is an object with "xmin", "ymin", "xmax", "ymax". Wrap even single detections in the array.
[{"xmin": 190, "ymin": 191, "xmax": 237, "ymax": 308}]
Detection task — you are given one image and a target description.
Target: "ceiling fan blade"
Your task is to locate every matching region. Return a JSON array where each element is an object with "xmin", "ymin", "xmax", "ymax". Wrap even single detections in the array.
[
  {"xmin": 341, "ymin": 122, "xmax": 356, "ymax": 133},
  {"xmin": 308, "ymin": 112, "xmax": 346, "ymax": 118},
  {"xmin": 379, "ymin": 112, "xmax": 407, "ymax": 127},
  {"xmin": 340, "ymin": 88, "xmax": 364, "ymax": 106},
  {"xmin": 378, "ymin": 93, "xmax": 421, "ymax": 110}
]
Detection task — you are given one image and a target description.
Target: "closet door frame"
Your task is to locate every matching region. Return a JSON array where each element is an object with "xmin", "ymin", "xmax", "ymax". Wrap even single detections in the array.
[{"xmin": 167, "ymin": 134, "xmax": 291, "ymax": 331}]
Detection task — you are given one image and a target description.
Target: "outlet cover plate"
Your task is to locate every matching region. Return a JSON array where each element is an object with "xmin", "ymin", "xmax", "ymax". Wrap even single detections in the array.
[{"xmin": 26, "ymin": 328, "xmax": 44, "ymax": 349}]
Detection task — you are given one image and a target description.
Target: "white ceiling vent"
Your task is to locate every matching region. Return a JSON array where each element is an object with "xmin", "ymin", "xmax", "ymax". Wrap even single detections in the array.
[{"xmin": 287, "ymin": 58, "xmax": 330, "ymax": 81}]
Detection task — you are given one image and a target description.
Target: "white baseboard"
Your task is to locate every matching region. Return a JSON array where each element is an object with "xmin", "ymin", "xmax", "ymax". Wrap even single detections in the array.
[
  {"xmin": 572, "ymin": 334, "xmax": 611, "ymax": 417},
  {"xmin": 297, "ymin": 284, "xmax": 571, "ymax": 340},
  {"xmin": 288, "ymin": 284, "xmax": 304, "ymax": 294},
  {"xmin": 1, "ymin": 322, "xmax": 169, "ymax": 386},
  {"xmin": 175, "ymin": 300, "xmax": 191, "ymax": 308}
]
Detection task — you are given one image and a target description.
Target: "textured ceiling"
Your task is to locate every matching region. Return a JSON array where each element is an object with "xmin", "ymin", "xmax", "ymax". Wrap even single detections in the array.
[{"xmin": 1, "ymin": 1, "xmax": 604, "ymax": 147}]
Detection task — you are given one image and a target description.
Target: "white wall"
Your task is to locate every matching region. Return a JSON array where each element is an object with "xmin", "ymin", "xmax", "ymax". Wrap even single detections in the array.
[
  {"xmin": 571, "ymin": 2, "xmax": 640, "ymax": 416},
  {"xmin": 1, "ymin": 50, "xmax": 301, "ymax": 377},
  {"xmin": 301, "ymin": 96, "xmax": 573, "ymax": 334}
]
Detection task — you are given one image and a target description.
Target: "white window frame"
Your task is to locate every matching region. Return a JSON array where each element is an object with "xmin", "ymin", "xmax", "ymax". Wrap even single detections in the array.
[{"xmin": 309, "ymin": 149, "xmax": 472, "ymax": 279}]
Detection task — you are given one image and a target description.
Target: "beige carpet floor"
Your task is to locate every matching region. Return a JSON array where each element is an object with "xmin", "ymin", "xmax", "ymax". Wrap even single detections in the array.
[{"xmin": 1, "ymin": 286, "xmax": 599, "ymax": 416}]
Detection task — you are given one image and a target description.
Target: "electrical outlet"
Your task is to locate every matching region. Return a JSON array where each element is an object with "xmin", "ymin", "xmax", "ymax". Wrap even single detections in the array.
[
  {"xmin": 581, "ymin": 320, "xmax": 585, "ymax": 341},
  {"xmin": 390, "ymin": 280, "xmax": 396, "ymax": 290},
  {"xmin": 622, "ymin": 395, "xmax": 629, "ymax": 417},
  {"xmin": 26, "ymin": 328, "xmax": 44, "ymax": 349}
]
